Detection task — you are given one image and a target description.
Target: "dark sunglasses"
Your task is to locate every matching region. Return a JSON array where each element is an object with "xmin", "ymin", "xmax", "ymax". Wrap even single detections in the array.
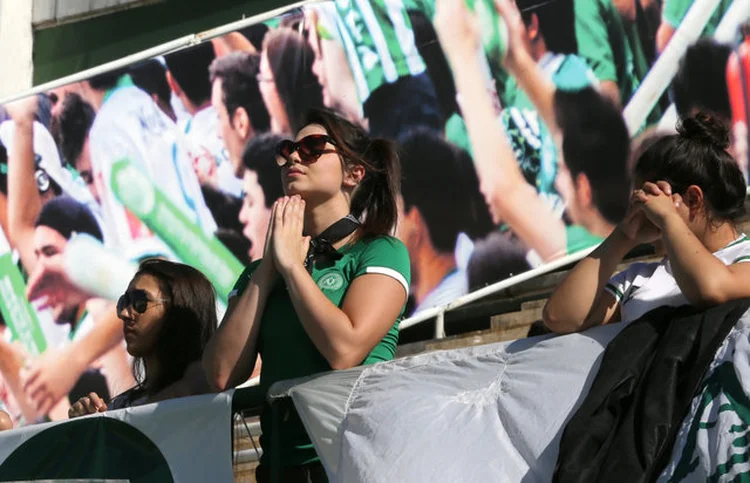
[
  {"xmin": 275, "ymin": 134, "xmax": 337, "ymax": 167},
  {"xmin": 117, "ymin": 289, "xmax": 168, "ymax": 315}
]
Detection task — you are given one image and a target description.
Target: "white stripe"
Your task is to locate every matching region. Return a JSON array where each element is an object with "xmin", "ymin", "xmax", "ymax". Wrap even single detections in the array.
[
  {"xmin": 356, "ymin": 0, "xmax": 399, "ymax": 82},
  {"xmin": 386, "ymin": 0, "xmax": 426, "ymax": 76},
  {"xmin": 335, "ymin": 11, "xmax": 371, "ymax": 102},
  {"xmin": 365, "ymin": 266, "xmax": 409, "ymax": 295}
]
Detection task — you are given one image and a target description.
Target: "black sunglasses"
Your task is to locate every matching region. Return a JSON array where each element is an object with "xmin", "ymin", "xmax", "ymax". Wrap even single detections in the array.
[
  {"xmin": 117, "ymin": 289, "xmax": 168, "ymax": 315},
  {"xmin": 275, "ymin": 134, "xmax": 337, "ymax": 167}
]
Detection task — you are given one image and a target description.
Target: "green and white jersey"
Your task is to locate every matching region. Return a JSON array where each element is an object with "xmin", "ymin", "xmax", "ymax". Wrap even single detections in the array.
[
  {"xmin": 230, "ymin": 235, "xmax": 410, "ymax": 468},
  {"xmin": 663, "ymin": 0, "xmax": 733, "ymax": 37},
  {"xmin": 605, "ymin": 234, "xmax": 750, "ymax": 324},
  {"xmin": 329, "ymin": 0, "xmax": 426, "ymax": 103},
  {"xmin": 89, "ymin": 75, "xmax": 217, "ymax": 261},
  {"xmin": 501, "ymin": 53, "xmax": 597, "ymax": 214}
]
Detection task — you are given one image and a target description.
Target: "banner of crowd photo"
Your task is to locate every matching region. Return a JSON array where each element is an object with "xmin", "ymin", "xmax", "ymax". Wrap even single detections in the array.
[
  {"xmin": 0, "ymin": 391, "xmax": 234, "ymax": 482},
  {"xmin": 0, "ymin": 0, "xmax": 744, "ymax": 427}
]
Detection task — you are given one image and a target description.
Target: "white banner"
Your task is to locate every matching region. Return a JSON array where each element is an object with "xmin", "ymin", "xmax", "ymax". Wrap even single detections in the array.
[{"xmin": 0, "ymin": 391, "xmax": 234, "ymax": 483}]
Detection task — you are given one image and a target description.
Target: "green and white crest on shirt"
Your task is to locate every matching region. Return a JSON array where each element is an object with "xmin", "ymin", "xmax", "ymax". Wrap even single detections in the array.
[{"xmin": 317, "ymin": 271, "xmax": 345, "ymax": 291}]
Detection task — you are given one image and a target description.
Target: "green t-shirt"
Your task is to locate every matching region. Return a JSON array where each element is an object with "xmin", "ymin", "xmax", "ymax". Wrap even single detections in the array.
[
  {"xmin": 445, "ymin": 112, "xmax": 472, "ymax": 156},
  {"xmin": 663, "ymin": 0, "xmax": 733, "ymax": 37},
  {"xmin": 566, "ymin": 225, "xmax": 604, "ymax": 255},
  {"xmin": 574, "ymin": 0, "xmax": 649, "ymax": 109},
  {"xmin": 230, "ymin": 236, "xmax": 411, "ymax": 468}
]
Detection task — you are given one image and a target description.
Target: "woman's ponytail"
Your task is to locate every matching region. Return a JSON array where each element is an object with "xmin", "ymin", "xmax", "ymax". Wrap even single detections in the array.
[
  {"xmin": 351, "ymin": 138, "xmax": 401, "ymax": 237},
  {"xmin": 304, "ymin": 108, "xmax": 402, "ymax": 237}
]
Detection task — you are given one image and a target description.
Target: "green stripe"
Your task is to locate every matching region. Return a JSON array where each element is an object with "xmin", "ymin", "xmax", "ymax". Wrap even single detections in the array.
[
  {"xmin": 732, "ymin": 256, "xmax": 750, "ymax": 265},
  {"xmin": 605, "ymin": 283, "xmax": 623, "ymax": 301},
  {"xmin": 725, "ymin": 235, "xmax": 750, "ymax": 249}
]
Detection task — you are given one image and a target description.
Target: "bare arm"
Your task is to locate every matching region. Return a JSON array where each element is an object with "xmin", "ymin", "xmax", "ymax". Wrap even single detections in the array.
[
  {"xmin": 640, "ymin": 182, "xmax": 750, "ymax": 306},
  {"xmin": 435, "ymin": 0, "xmax": 567, "ymax": 260},
  {"xmin": 543, "ymin": 229, "xmax": 633, "ymax": 333},
  {"xmin": 283, "ymin": 266, "xmax": 406, "ymax": 369},
  {"xmin": 202, "ymin": 262, "xmax": 275, "ymax": 391},
  {"xmin": 23, "ymin": 300, "xmax": 123, "ymax": 415},
  {"xmin": 4, "ymin": 99, "xmax": 41, "ymax": 275}
]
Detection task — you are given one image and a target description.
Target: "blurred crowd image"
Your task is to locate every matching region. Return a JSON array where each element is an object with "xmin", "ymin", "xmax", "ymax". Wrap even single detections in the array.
[{"xmin": 0, "ymin": 0, "xmax": 743, "ymax": 430}]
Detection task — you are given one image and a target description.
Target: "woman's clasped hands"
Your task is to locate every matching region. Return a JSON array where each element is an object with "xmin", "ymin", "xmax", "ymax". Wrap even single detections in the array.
[
  {"xmin": 259, "ymin": 195, "xmax": 312, "ymax": 279},
  {"xmin": 619, "ymin": 181, "xmax": 682, "ymax": 244}
]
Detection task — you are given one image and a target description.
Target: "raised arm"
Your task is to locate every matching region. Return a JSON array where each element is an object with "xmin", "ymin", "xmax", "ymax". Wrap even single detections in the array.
[
  {"xmin": 202, "ymin": 207, "xmax": 277, "ymax": 391},
  {"xmin": 434, "ymin": 0, "xmax": 566, "ymax": 260},
  {"xmin": 543, "ymin": 193, "xmax": 658, "ymax": 333},
  {"xmin": 4, "ymin": 98, "xmax": 42, "ymax": 275},
  {"xmin": 638, "ymin": 182, "xmax": 750, "ymax": 306},
  {"xmin": 23, "ymin": 299, "xmax": 123, "ymax": 415}
]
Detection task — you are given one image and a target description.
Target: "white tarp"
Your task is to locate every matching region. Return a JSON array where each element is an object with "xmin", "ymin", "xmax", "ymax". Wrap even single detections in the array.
[
  {"xmin": 0, "ymin": 391, "xmax": 234, "ymax": 482},
  {"xmin": 274, "ymin": 308, "xmax": 750, "ymax": 483},
  {"xmin": 271, "ymin": 323, "xmax": 626, "ymax": 482}
]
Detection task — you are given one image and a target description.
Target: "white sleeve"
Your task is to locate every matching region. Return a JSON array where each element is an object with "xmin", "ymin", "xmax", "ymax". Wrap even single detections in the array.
[{"xmin": 604, "ymin": 262, "xmax": 658, "ymax": 304}]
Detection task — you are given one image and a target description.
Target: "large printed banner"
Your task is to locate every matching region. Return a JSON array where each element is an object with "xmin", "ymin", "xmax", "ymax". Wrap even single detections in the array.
[
  {"xmin": 0, "ymin": 0, "xmax": 744, "ymax": 425},
  {"xmin": 0, "ymin": 391, "xmax": 234, "ymax": 482}
]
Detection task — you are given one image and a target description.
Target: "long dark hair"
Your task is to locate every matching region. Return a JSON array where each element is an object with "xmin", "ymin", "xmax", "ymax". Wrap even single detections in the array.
[
  {"xmin": 634, "ymin": 113, "xmax": 746, "ymax": 223},
  {"xmin": 128, "ymin": 259, "xmax": 218, "ymax": 402},
  {"xmin": 304, "ymin": 109, "xmax": 401, "ymax": 237},
  {"xmin": 264, "ymin": 28, "xmax": 324, "ymax": 134}
]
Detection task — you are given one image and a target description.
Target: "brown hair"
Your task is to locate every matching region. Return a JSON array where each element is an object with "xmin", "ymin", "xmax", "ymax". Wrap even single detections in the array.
[
  {"xmin": 128, "ymin": 259, "xmax": 218, "ymax": 401},
  {"xmin": 304, "ymin": 109, "xmax": 401, "ymax": 237},
  {"xmin": 264, "ymin": 28, "xmax": 324, "ymax": 134}
]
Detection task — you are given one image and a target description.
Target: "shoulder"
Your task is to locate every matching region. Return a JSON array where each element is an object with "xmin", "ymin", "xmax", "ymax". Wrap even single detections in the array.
[
  {"xmin": 353, "ymin": 236, "xmax": 410, "ymax": 263},
  {"xmin": 350, "ymin": 236, "xmax": 411, "ymax": 291}
]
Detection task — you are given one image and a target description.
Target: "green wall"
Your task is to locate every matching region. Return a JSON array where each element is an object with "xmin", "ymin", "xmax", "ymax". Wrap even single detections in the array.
[{"xmin": 32, "ymin": 0, "xmax": 291, "ymax": 85}]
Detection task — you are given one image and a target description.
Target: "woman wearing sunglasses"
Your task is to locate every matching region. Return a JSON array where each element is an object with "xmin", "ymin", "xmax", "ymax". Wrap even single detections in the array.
[
  {"xmin": 204, "ymin": 109, "xmax": 410, "ymax": 482},
  {"xmin": 69, "ymin": 259, "xmax": 217, "ymax": 416}
]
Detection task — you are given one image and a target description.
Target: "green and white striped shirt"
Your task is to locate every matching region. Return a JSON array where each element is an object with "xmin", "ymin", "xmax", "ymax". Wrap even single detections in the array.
[{"xmin": 330, "ymin": 0, "xmax": 426, "ymax": 103}]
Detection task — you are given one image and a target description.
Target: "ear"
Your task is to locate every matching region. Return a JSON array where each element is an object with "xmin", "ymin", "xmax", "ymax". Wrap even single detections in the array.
[
  {"xmin": 403, "ymin": 205, "xmax": 425, "ymax": 248},
  {"xmin": 683, "ymin": 185, "xmax": 705, "ymax": 218},
  {"xmin": 343, "ymin": 164, "xmax": 365, "ymax": 188},
  {"xmin": 165, "ymin": 71, "xmax": 183, "ymax": 97},
  {"xmin": 574, "ymin": 172, "xmax": 594, "ymax": 211},
  {"xmin": 527, "ymin": 13, "xmax": 541, "ymax": 42},
  {"xmin": 232, "ymin": 107, "xmax": 253, "ymax": 140}
]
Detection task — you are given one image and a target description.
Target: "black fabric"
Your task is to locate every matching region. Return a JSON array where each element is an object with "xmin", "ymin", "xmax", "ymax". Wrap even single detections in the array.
[
  {"xmin": 553, "ymin": 299, "xmax": 750, "ymax": 483},
  {"xmin": 304, "ymin": 215, "xmax": 360, "ymax": 273}
]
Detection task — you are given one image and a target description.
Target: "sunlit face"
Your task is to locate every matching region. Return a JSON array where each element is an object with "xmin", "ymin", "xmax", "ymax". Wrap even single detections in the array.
[
  {"xmin": 239, "ymin": 170, "xmax": 272, "ymax": 262},
  {"xmin": 281, "ymin": 123, "xmax": 349, "ymax": 202},
  {"xmin": 32, "ymin": 226, "xmax": 69, "ymax": 320},
  {"xmin": 119, "ymin": 274, "xmax": 167, "ymax": 358},
  {"xmin": 259, "ymin": 51, "xmax": 291, "ymax": 134},
  {"xmin": 307, "ymin": 22, "xmax": 363, "ymax": 120},
  {"xmin": 211, "ymin": 79, "xmax": 245, "ymax": 177}
]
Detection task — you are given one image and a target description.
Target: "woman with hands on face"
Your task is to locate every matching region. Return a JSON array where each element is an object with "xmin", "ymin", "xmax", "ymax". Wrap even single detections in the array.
[
  {"xmin": 203, "ymin": 109, "xmax": 410, "ymax": 482},
  {"xmin": 69, "ymin": 259, "xmax": 217, "ymax": 418},
  {"xmin": 544, "ymin": 113, "xmax": 750, "ymax": 334}
]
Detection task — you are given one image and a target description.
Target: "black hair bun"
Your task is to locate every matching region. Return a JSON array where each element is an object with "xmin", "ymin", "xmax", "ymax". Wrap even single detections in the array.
[{"xmin": 678, "ymin": 112, "xmax": 730, "ymax": 150}]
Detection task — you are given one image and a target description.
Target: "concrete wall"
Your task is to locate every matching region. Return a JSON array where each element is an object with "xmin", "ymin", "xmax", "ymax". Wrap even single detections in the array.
[{"xmin": 0, "ymin": 0, "xmax": 34, "ymax": 100}]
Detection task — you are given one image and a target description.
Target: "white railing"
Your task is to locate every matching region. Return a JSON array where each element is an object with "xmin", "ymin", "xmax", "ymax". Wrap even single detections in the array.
[{"xmin": 0, "ymin": 0, "xmax": 323, "ymax": 105}]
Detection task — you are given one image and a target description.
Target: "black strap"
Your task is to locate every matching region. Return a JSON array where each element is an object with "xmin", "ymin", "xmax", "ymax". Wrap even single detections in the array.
[{"xmin": 304, "ymin": 214, "xmax": 360, "ymax": 272}]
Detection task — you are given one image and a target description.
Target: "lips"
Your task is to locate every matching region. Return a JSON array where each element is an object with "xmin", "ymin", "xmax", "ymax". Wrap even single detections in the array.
[{"xmin": 285, "ymin": 167, "xmax": 304, "ymax": 177}]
